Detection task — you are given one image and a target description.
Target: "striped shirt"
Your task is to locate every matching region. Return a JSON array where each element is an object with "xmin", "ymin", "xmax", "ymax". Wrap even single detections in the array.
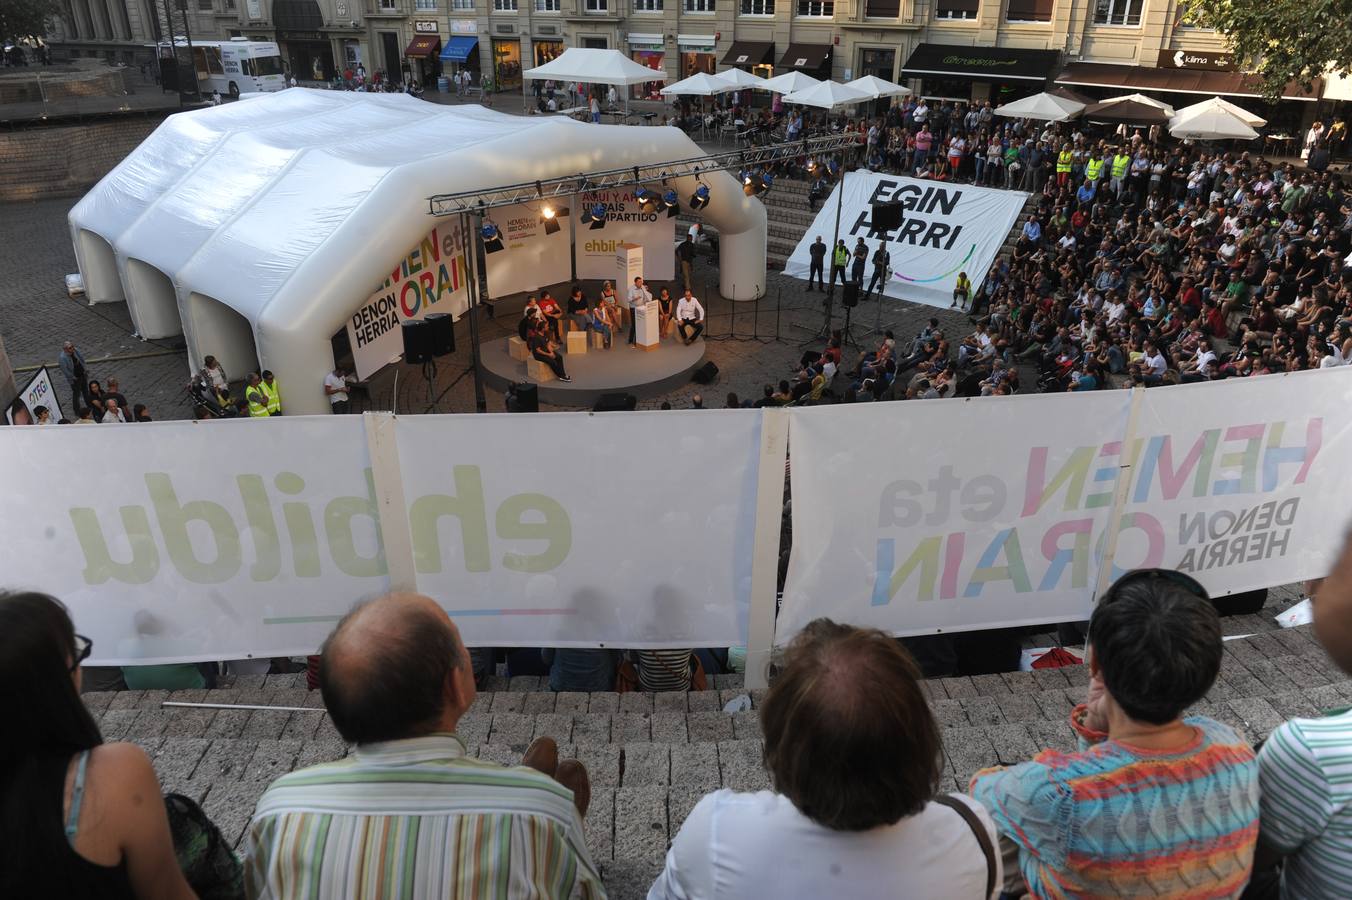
[
  {"xmin": 970, "ymin": 708, "xmax": 1258, "ymax": 899},
  {"xmin": 244, "ymin": 734, "xmax": 604, "ymax": 900},
  {"xmin": 1257, "ymin": 708, "xmax": 1352, "ymax": 899},
  {"xmin": 635, "ymin": 650, "xmax": 692, "ymax": 692}
]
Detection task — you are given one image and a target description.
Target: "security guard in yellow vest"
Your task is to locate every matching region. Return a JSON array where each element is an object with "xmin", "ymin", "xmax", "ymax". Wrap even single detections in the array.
[
  {"xmin": 830, "ymin": 239, "xmax": 850, "ymax": 288},
  {"xmin": 259, "ymin": 370, "xmax": 282, "ymax": 416},
  {"xmin": 1085, "ymin": 154, "xmax": 1105, "ymax": 184},
  {"xmin": 1110, "ymin": 149, "xmax": 1131, "ymax": 197},
  {"xmin": 1056, "ymin": 146, "xmax": 1074, "ymax": 186},
  {"xmin": 245, "ymin": 373, "xmax": 270, "ymax": 418}
]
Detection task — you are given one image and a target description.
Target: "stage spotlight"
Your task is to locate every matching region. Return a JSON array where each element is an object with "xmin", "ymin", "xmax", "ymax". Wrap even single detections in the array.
[
  {"xmin": 743, "ymin": 171, "xmax": 772, "ymax": 197},
  {"xmin": 580, "ymin": 201, "xmax": 608, "ymax": 230},
  {"xmin": 481, "ymin": 221, "xmax": 505, "ymax": 253},
  {"xmin": 806, "ymin": 157, "xmax": 818, "ymax": 174},
  {"xmin": 662, "ymin": 189, "xmax": 680, "ymax": 218},
  {"xmin": 540, "ymin": 205, "xmax": 562, "ymax": 235},
  {"xmin": 689, "ymin": 183, "xmax": 710, "ymax": 211},
  {"xmin": 634, "ymin": 187, "xmax": 659, "ymax": 215}
]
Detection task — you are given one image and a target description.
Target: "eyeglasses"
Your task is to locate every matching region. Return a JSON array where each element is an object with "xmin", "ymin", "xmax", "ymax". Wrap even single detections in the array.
[{"xmin": 71, "ymin": 634, "xmax": 93, "ymax": 672}]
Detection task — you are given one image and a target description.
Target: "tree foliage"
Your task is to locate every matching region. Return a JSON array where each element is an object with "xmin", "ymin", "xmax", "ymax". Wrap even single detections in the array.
[
  {"xmin": 1179, "ymin": 0, "xmax": 1352, "ymax": 100},
  {"xmin": 0, "ymin": 0, "xmax": 64, "ymax": 41}
]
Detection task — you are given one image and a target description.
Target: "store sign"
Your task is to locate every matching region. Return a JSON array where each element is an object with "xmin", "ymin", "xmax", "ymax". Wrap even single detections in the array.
[
  {"xmin": 451, "ymin": 19, "xmax": 478, "ymax": 34},
  {"xmin": 1156, "ymin": 48, "xmax": 1235, "ymax": 71},
  {"xmin": 414, "ymin": 20, "xmax": 439, "ymax": 33}
]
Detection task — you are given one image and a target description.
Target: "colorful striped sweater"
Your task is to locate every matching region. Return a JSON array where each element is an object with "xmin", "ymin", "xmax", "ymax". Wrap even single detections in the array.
[{"xmin": 969, "ymin": 708, "xmax": 1259, "ymax": 899}]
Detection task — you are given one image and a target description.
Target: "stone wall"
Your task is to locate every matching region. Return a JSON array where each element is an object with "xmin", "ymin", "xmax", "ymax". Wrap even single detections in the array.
[{"xmin": 0, "ymin": 115, "xmax": 162, "ymax": 202}]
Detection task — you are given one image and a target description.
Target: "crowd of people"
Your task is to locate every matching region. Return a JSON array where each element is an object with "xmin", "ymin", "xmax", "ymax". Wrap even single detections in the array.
[
  {"xmin": 5, "ymin": 340, "xmax": 157, "ymax": 425},
  {"xmin": 7, "ymin": 527, "xmax": 1352, "ymax": 898}
]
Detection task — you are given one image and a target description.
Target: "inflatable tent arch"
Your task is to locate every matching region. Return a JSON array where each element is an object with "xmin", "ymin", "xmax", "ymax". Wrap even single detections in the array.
[{"xmin": 67, "ymin": 91, "xmax": 767, "ymax": 416}]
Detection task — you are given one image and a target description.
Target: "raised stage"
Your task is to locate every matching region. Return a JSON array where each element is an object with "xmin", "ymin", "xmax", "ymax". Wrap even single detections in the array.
[{"xmin": 479, "ymin": 332, "xmax": 707, "ymax": 406}]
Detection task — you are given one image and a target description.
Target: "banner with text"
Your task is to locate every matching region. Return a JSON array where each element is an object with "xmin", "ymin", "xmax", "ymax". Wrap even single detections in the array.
[
  {"xmin": 484, "ymin": 202, "xmax": 573, "ymax": 298},
  {"xmin": 782, "ymin": 173, "xmax": 1027, "ymax": 309},
  {"xmin": 0, "ymin": 410, "xmax": 761, "ymax": 664},
  {"xmin": 778, "ymin": 369, "xmax": 1352, "ymax": 643},
  {"xmin": 6, "ymin": 367, "xmax": 64, "ymax": 424},
  {"xmin": 576, "ymin": 189, "xmax": 675, "ymax": 283}
]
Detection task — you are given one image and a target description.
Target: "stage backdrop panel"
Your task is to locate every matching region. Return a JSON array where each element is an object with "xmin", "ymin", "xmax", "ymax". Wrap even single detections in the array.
[
  {"xmin": 576, "ymin": 188, "xmax": 675, "ymax": 283},
  {"xmin": 782, "ymin": 173, "xmax": 1028, "ymax": 310},
  {"xmin": 484, "ymin": 202, "xmax": 573, "ymax": 298},
  {"xmin": 778, "ymin": 368, "xmax": 1352, "ymax": 644}
]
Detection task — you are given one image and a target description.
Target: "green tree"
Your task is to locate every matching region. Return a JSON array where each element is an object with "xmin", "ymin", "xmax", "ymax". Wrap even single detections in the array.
[{"xmin": 1180, "ymin": 0, "xmax": 1352, "ymax": 99}]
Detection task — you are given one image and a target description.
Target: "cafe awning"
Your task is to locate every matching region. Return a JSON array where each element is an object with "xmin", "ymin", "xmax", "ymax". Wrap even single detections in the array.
[
  {"xmin": 901, "ymin": 42, "xmax": 1058, "ymax": 83},
  {"xmin": 1054, "ymin": 62, "xmax": 1321, "ymax": 101},
  {"xmin": 439, "ymin": 36, "xmax": 478, "ymax": 63},
  {"xmin": 779, "ymin": 43, "xmax": 831, "ymax": 71},
  {"xmin": 721, "ymin": 41, "xmax": 774, "ymax": 68},
  {"xmin": 404, "ymin": 35, "xmax": 441, "ymax": 59}
]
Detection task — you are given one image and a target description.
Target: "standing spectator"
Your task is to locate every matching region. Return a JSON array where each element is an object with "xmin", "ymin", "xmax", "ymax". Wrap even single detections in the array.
[
  {"xmin": 245, "ymin": 373, "xmax": 270, "ymax": 418},
  {"xmin": 202, "ymin": 355, "xmax": 228, "ymax": 393},
  {"xmin": 259, "ymin": 370, "xmax": 282, "ymax": 415},
  {"xmin": 132, "ymin": 404, "xmax": 152, "ymax": 422},
  {"xmin": 866, "ymin": 242, "xmax": 891, "ymax": 298},
  {"xmin": 830, "ymin": 239, "xmax": 850, "ymax": 289},
  {"xmin": 807, "ymin": 236, "xmax": 826, "ymax": 291},
  {"xmin": 103, "ymin": 377, "xmax": 129, "ymax": 416},
  {"xmin": 651, "ymin": 619, "xmax": 999, "ymax": 899},
  {"xmin": 57, "ymin": 341, "xmax": 91, "ymax": 418},
  {"xmin": 970, "ymin": 570, "xmax": 1258, "ymax": 898},
  {"xmin": 245, "ymin": 593, "xmax": 602, "ymax": 898},
  {"xmin": 676, "ymin": 235, "xmax": 696, "ymax": 293},
  {"xmin": 324, "ymin": 364, "xmax": 355, "ymax": 414},
  {"xmin": 851, "ymin": 238, "xmax": 868, "ymax": 286},
  {"xmin": 100, "ymin": 398, "xmax": 127, "ymax": 424},
  {"xmin": 0, "ymin": 591, "xmax": 200, "ymax": 899},
  {"xmin": 589, "ymin": 93, "xmax": 600, "ymax": 123}
]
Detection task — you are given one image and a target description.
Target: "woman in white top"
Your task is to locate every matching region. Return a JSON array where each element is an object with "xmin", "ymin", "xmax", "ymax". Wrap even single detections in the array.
[{"xmin": 649, "ymin": 619, "xmax": 1001, "ymax": 900}]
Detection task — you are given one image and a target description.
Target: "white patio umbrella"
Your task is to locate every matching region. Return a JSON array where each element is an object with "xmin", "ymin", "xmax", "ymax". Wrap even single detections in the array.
[
  {"xmin": 844, "ymin": 74, "xmax": 911, "ymax": 100},
  {"xmin": 1169, "ymin": 105, "xmax": 1260, "ymax": 141},
  {"xmin": 1172, "ymin": 95, "xmax": 1266, "ymax": 128},
  {"xmin": 715, "ymin": 67, "xmax": 769, "ymax": 90},
  {"xmin": 759, "ymin": 71, "xmax": 821, "ymax": 95},
  {"xmin": 660, "ymin": 72, "xmax": 736, "ymax": 96},
  {"xmin": 992, "ymin": 91, "xmax": 1085, "ymax": 122},
  {"xmin": 1100, "ymin": 92, "xmax": 1175, "ymax": 117},
  {"xmin": 783, "ymin": 80, "xmax": 872, "ymax": 109}
]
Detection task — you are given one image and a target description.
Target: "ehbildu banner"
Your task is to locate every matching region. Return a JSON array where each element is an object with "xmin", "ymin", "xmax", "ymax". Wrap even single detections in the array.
[
  {"xmin": 576, "ymin": 189, "xmax": 675, "ymax": 283},
  {"xmin": 783, "ymin": 172, "xmax": 1028, "ymax": 309},
  {"xmin": 0, "ymin": 410, "xmax": 761, "ymax": 664},
  {"xmin": 777, "ymin": 369, "xmax": 1352, "ymax": 644}
]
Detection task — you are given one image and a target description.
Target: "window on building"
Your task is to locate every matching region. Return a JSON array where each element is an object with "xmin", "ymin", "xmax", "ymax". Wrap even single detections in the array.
[
  {"xmin": 414, "ymin": 0, "xmax": 435, "ymax": 8},
  {"xmin": 739, "ymin": 0, "xmax": 773, "ymax": 13},
  {"xmin": 379, "ymin": 0, "xmax": 396, "ymax": 9},
  {"xmin": 1093, "ymin": 0, "xmax": 1142, "ymax": 25},
  {"xmin": 196, "ymin": 0, "xmax": 211, "ymax": 10},
  {"xmin": 585, "ymin": 0, "xmax": 608, "ymax": 10},
  {"xmin": 535, "ymin": 0, "xmax": 558, "ymax": 9},
  {"xmin": 865, "ymin": 0, "xmax": 899, "ymax": 15},
  {"xmin": 1005, "ymin": 0, "xmax": 1050, "ymax": 20},
  {"xmin": 685, "ymin": 0, "xmax": 714, "ymax": 9},
  {"xmin": 634, "ymin": 0, "xmax": 663, "ymax": 9},
  {"xmin": 452, "ymin": 0, "xmax": 473, "ymax": 8},
  {"xmin": 494, "ymin": 0, "xmax": 518, "ymax": 9},
  {"xmin": 224, "ymin": 0, "xmax": 235, "ymax": 9},
  {"xmin": 797, "ymin": 0, "xmax": 832, "ymax": 14},
  {"xmin": 934, "ymin": 0, "xmax": 977, "ymax": 18},
  {"xmin": 1175, "ymin": 4, "xmax": 1209, "ymax": 26}
]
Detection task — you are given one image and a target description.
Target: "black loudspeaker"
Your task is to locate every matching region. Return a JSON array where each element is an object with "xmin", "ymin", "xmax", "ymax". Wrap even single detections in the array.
[
  {"xmin": 402, "ymin": 319, "xmax": 434, "ymax": 364},
  {"xmin": 692, "ymin": 361, "xmax": 720, "ymax": 384},
  {"xmin": 593, "ymin": 392, "xmax": 637, "ymax": 412},
  {"xmin": 425, "ymin": 313, "xmax": 456, "ymax": 356},
  {"xmin": 1214, "ymin": 587, "xmax": 1267, "ymax": 617},
  {"xmin": 872, "ymin": 200, "xmax": 904, "ymax": 231},
  {"xmin": 509, "ymin": 382, "xmax": 539, "ymax": 413},
  {"xmin": 842, "ymin": 282, "xmax": 860, "ymax": 308}
]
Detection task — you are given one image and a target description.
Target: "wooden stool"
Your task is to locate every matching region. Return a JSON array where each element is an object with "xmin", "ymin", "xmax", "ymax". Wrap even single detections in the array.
[
  {"xmin": 590, "ymin": 331, "xmax": 607, "ymax": 350},
  {"xmin": 566, "ymin": 331, "xmax": 588, "ymax": 355},
  {"xmin": 525, "ymin": 357, "xmax": 557, "ymax": 382},
  {"xmin": 507, "ymin": 336, "xmax": 529, "ymax": 361}
]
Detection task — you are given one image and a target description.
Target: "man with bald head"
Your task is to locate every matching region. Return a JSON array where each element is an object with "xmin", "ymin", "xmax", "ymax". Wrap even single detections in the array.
[{"xmin": 245, "ymin": 593, "xmax": 602, "ymax": 899}]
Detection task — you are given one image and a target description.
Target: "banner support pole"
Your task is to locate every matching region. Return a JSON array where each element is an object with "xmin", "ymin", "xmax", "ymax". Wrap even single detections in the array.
[
  {"xmin": 362, "ymin": 412, "xmax": 417, "ymax": 593},
  {"xmin": 745, "ymin": 407, "xmax": 790, "ymax": 690},
  {"xmin": 1094, "ymin": 385, "xmax": 1146, "ymax": 601}
]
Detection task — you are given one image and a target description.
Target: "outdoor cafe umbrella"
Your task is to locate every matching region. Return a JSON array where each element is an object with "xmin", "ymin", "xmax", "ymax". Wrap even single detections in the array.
[
  {"xmin": 1098, "ymin": 92, "xmax": 1175, "ymax": 118},
  {"xmin": 1169, "ymin": 104, "xmax": 1260, "ymax": 141},
  {"xmin": 759, "ymin": 71, "xmax": 822, "ymax": 95},
  {"xmin": 993, "ymin": 91, "xmax": 1085, "ymax": 122},
  {"xmin": 844, "ymin": 74, "xmax": 911, "ymax": 100},
  {"xmin": 782, "ymin": 80, "xmax": 872, "ymax": 110},
  {"xmin": 1172, "ymin": 95, "xmax": 1266, "ymax": 128},
  {"xmin": 715, "ymin": 67, "xmax": 769, "ymax": 90},
  {"xmin": 660, "ymin": 72, "xmax": 735, "ymax": 97},
  {"xmin": 1084, "ymin": 98, "xmax": 1172, "ymax": 127}
]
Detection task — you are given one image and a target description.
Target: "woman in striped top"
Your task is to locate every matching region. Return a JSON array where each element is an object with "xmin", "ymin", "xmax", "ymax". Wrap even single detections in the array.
[{"xmin": 635, "ymin": 650, "xmax": 693, "ymax": 692}]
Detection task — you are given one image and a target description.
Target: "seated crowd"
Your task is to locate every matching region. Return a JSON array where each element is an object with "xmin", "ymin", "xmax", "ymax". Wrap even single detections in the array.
[{"xmin": 9, "ymin": 526, "xmax": 1352, "ymax": 898}]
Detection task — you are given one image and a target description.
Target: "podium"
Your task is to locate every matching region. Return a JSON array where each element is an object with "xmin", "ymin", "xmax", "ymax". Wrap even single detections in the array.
[{"xmin": 634, "ymin": 299, "xmax": 660, "ymax": 350}]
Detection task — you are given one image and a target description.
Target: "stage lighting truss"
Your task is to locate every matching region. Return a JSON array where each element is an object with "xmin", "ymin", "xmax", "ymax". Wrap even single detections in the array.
[
  {"xmin": 426, "ymin": 133, "xmax": 861, "ymax": 218},
  {"xmin": 480, "ymin": 220, "xmax": 505, "ymax": 253}
]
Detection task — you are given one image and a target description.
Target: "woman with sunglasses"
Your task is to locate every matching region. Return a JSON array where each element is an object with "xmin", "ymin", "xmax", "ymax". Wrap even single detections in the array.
[{"xmin": 0, "ymin": 592, "xmax": 197, "ymax": 899}]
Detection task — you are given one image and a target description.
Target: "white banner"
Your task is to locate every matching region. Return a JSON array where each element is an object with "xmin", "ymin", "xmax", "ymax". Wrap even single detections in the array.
[
  {"xmin": 346, "ymin": 289, "xmax": 404, "ymax": 381},
  {"xmin": 483, "ymin": 202, "xmax": 573, "ymax": 298},
  {"xmin": 779, "ymin": 369, "xmax": 1352, "ymax": 643},
  {"xmin": 576, "ymin": 189, "xmax": 675, "ymax": 283},
  {"xmin": 783, "ymin": 173, "xmax": 1027, "ymax": 310},
  {"xmin": 0, "ymin": 410, "xmax": 762, "ymax": 664},
  {"xmin": 7, "ymin": 367, "xmax": 64, "ymax": 424}
]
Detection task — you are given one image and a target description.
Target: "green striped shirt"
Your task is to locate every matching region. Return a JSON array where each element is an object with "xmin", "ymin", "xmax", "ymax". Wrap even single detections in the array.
[
  {"xmin": 244, "ymin": 734, "xmax": 605, "ymax": 899},
  {"xmin": 1257, "ymin": 708, "xmax": 1352, "ymax": 900}
]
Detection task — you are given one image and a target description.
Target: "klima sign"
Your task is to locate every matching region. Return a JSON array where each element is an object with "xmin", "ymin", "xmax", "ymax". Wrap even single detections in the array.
[{"xmin": 1157, "ymin": 48, "xmax": 1234, "ymax": 71}]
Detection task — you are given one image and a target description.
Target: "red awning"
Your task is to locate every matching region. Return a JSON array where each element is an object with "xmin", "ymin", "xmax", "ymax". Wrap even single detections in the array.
[
  {"xmin": 405, "ymin": 35, "xmax": 442, "ymax": 58},
  {"xmin": 1055, "ymin": 63, "xmax": 1320, "ymax": 101}
]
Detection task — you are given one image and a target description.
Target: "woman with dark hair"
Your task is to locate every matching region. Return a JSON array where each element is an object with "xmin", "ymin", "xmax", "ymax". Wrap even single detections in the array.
[{"xmin": 0, "ymin": 591, "xmax": 197, "ymax": 899}]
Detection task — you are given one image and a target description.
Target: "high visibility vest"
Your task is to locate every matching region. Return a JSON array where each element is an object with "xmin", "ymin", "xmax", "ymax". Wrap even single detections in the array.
[
  {"xmin": 1111, "ymin": 154, "xmax": 1130, "ymax": 179},
  {"xmin": 247, "ymin": 388, "xmax": 270, "ymax": 417},
  {"xmin": 1056, "ymin": 151, "xmax": 1073, "ymax": 174},
  {"xmin": 1086, "ymin": 157, "xmax": 1104, "ymax": 181},
  {"xmin": 260, "ymin": 379, "xmax": 281, "ymax": 415},
  {"xmin": 832, "ymin": 246, "xmax": 849, "ymax": 267}
]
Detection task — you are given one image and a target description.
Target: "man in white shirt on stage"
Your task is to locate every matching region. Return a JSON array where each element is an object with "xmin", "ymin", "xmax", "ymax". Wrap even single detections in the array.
[
  {"xmin": 676, "ymin": 289, "xmax": 705, "ymax": 345},
  {"xmin": 626, "ymin": 276, "xmax": 652, "ymax": 346}
]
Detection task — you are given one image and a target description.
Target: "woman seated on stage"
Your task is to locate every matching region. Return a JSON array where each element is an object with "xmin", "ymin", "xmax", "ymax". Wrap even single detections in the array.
[
  {"xmin": 589, "ymin": 301, "xmax": 614, "ymax": 349},
  {"xmin": 600, "ymin": 281, "xmax": 623, "ymax": 332},
  {"xmin": 657, "ymin": 286, "xmax": 674, "ymax": 337}
]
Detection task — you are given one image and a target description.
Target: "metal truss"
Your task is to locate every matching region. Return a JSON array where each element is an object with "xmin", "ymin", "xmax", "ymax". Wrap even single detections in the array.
[{"xmin": 426, "ymin": 132, "xmax": 862, "ymax": 218}]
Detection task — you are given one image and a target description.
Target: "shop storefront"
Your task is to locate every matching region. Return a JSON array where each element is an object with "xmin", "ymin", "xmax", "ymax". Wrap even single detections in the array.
[
  {"xmin": 627, "ymin": 34, "xmax": 665, "ymax": 100},
  {"xmin": 492, "ymin": 38, "xmax": 522, "ymax": 91},
  {"xmin": 778, "ymin": 42, "xmax": 831, "ymax": 81},
  {"xmin": 533, "ymin": 39, "xmax": 564, "ymax": 68},
  {"xmin": 677, "ymin": 35, "xmax": 716, "ymax": 79},
  {"xmin": 442, "ymin": 21, "xmax": 479, "ymax": 83},
  {"xmin": 406, "ymin": 23, "xmax": 441, "ymax": 87},
  {"xmin": 273, "ymin": 0, "xmax": 333, "ymax": 82},
  {"xmin": 900, "ymin": 42, "xmax": 1057, "ymax": 105},
  {"xmin": 721, "ymin": 40, "xmax": 774, "ymax": 80},
  {"xmin": 857, "ymin": 46, "xmax": 897, "ymax": 115}
]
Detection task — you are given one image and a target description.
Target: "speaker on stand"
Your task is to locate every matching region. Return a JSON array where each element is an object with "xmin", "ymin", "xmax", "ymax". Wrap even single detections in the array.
[
  {"xmin": 402, "ymin": 315, "xmax": 457, "ymax": 412},
  {"xmin": 838, "ymin": 282, "xmax": 863, "ymax": 348},
  {"xmin": 865, "ymin": 200, "xmax": 903, "ymax": 339}
]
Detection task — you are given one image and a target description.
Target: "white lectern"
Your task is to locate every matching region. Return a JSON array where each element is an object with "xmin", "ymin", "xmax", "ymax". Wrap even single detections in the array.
[{"xmin": 634, "ymin": 299, "xmax": 660, "ymax": 350}]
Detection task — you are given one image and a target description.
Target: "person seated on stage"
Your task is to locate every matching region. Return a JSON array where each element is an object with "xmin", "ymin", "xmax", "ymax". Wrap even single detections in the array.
[
  {"xmin": 657, "ymin": 286, "xmax": 675, "ymax": 337},
  {"xmin": 588, "ymin": 301, "xmax": 613, "ymax": 349},
  {"xmin": 599, "ymin": 281, "xmax": 623, "ymax": 333},
  {"xmin": 537, "ymin": 291, "xmax": 564, "ymax": 341},
  {"xmin": 527, "ymin": 321, "xmax": 571, "ymax": 382},
  {"xmin": 676, "ymin": 289, "xmax": 706, "ymax": 345},
  {"xmin": 518, "ymin": 296, "xmax": 544, "ymax": 340},
  {"xmin": 566, "ymin": 285, "xmax": 590, "ymax": 333}
]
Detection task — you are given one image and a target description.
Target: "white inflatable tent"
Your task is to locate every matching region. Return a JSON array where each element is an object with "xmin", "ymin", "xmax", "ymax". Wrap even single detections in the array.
[{"xmin": 68, "ymin": 89, "xmax": 766, "ymax": 415}]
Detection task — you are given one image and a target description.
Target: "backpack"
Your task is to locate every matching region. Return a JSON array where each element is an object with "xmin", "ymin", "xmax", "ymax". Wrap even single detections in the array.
[{"xmin": 165, "ymin": 793, "xmax": 244, "ymax": 900}]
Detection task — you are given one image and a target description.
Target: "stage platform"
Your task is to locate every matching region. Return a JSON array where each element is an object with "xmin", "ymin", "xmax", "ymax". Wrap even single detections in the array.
[{"xmin": 479, "ymin": 332, "xmax": 707, "ymax": 407}]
